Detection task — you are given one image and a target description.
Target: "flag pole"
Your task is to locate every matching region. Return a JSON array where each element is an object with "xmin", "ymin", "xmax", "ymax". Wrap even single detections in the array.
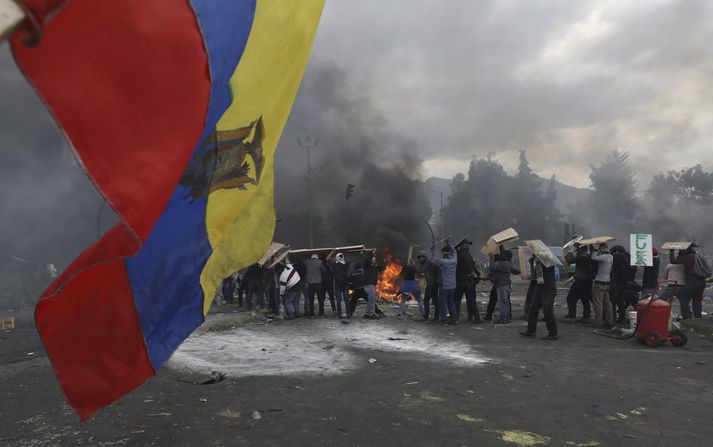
[{"xmin": 0, "ymin": 0, "xmax": 24, "ymax": 42}]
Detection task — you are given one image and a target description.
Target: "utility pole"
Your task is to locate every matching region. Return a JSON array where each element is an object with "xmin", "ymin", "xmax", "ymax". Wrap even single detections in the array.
[
  {"xmin": 432, "ymin": 190, "xmax": 444, "ymax": 240},
  {"xmin": 297, "ymin": 136, "xmax": 320, "ymax": 248}
]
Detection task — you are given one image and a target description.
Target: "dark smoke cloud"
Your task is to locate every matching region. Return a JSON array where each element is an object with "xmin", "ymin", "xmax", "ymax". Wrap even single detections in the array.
[
  {"xmin": 0, "ymin": 45, "xmax": 117, "ymax": 273},
  {"xmin": 275, "ymin": 60, "xmax": 432, "ymax": 256}
]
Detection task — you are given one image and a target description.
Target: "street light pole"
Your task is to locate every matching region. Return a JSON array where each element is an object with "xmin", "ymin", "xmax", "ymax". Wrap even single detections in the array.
[
  {"xmin": 432, "ymin": 190, "xmax": 444, "ymax": 240},
  {"xmin": 297, "ymin": 136, "xmax": 319, "ymax": 248}
]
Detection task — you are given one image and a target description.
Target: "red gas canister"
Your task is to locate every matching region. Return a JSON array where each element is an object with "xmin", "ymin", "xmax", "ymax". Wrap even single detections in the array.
[{"xmin": 636, "ymin": 298, "xmax": 671, "ymax": 347}]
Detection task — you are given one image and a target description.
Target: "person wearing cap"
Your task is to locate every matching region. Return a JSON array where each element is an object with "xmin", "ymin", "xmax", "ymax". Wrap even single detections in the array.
[
  {"xmin": 564, "ymin": 244, "xmax": 595, "ymax": 321},
  {"xmin": 455, "ymin": 239, "xmax": 483, "ymax": 323},
  {"xmin": 415, "ymin": 250, "xmax": 440, "ymax": 321},
  {"xmin": 520, "ymin": 253, "xmax": 559, "ymax": 340},
  {"xmin": 427, "ymin": 240, "xmax": 459, "ymax": 324},
  {"xmin": 302, "ymin": 253, "xmax": 325, "ymax": 318},
  {"xmin": 488, "ymin": 249, "xmax": 520, "ymax": 324},
  {"xmin": 641, "ymin": 246, "xmax": 661, "ymax": 300},
  {"xmin": 328, "ymin": 251, "xmax": 351, "ymax": 318},
  {"xmin": 590, "ymin": 243, "xmax": 614, "ymax": 328}
]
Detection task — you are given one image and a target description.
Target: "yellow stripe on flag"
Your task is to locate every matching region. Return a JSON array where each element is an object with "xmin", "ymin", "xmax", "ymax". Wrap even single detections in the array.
[{"xmin": 200, "ymin": 0, "xmax": 324, "ymax": 314}]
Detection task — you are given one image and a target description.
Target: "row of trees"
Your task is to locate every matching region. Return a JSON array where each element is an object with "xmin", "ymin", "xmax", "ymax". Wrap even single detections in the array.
[
  {"xmin": 443, "ymin": 151, "xmax": 562, "ymax": 246},
  {"xmin": 444, "ymin": 149, "xmax": 713, "ymax": 252}
]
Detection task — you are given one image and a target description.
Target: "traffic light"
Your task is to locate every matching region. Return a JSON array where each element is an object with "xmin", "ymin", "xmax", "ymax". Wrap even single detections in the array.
[{"xmin": 345, "ymin": 183, "xmax": 355, "ymax": 202}]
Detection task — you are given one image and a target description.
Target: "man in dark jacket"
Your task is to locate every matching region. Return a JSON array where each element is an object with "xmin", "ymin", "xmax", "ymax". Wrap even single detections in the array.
[
  {"xmin": 641, "ymin": 247, "xmax": 660, "ymax": 299},
  {"xmin": 427, "ymin": 240, "xmax": 458, "ymax": 324},
  {"xmin": 520, "ymin": 255, "xmax": 559, "ymax": 340},
  {"xmin": 610, "ymin": 246, "xmax": 635, "ymax": 324},
  {"xmin": 455, "ymin": 240, "xmax": 482, "ymax": 323},
  {"xmin": 303, "ymin": 254, "xmax": 325, "ymax": 318},
  {"xmin": 329, "ymin": 252, "xmax": 351, "ymax": 318},
  {"xmin": 670, "ymin": 244, "xmax": 709, "ymax": 319},
  {"xmin": 321, "ymin": 257, "xmax": 337, "ymax": 316},
  {"xmin": 244, "ymin": 263, "xmax": 265, "ymax": 310},
  {"xmin": 564, "ymin": 244, "xmax": 595, "ymax": 321},
  {"xmin": 415, "ymin": 251, "xmax": 440, "ymax": 321},
  {"xmin": 522, "ymin": 254, "xmax": 537, "ymax": 319},
  {"xmin": 396, "ymin": 261, "xmax": 424, "ymax": 317},
  {"xmin": 361, "ymin": 251, "xmax": 383, "ymax": 318},
  {"xmin": 489, "ymin": 250, "xmax": 520, "ymax": 324}
]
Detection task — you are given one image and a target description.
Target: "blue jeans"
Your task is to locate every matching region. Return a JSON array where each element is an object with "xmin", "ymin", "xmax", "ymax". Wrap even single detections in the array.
[
  {"xmin": 496, "ymin": 286, "xmax": 511, "ymax": 323},
  {"xmin": 438, "ymin": 288, "xmax": 457, "ymax": 322},
  {"xmin": 363, "ymin": 284, "xmax": 377, "ymax": 316},
  {"xmin": 397, "ymin": 280, "xmax": 424, "ymax": 316},
  {"xmin": 335, "ymin": 285, "xmax": 350, "ymax": 317},
  {"xmin": 284, "ymin": 287, "xmax": 300, "ymax": 318}
]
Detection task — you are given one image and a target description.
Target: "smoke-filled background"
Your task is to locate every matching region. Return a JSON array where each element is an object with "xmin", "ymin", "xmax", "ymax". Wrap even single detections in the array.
[{"xmin": 3, "ymin": 1, "xmax": 713, "ymax": 306}]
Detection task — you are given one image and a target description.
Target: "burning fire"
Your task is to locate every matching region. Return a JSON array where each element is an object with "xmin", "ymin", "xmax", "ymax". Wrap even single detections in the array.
[{"xmin": 377, "ymin": 254, "xmax": 403, "ymax": 302}]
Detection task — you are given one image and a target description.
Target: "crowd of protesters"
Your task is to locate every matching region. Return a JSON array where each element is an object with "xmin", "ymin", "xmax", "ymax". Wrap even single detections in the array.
[{"xmin": 217, "ymin": 239, "xmax": 711, "ymax": 340}]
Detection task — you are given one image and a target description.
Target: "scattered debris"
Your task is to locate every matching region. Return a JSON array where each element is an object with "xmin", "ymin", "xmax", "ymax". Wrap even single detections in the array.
[
  {"xmin": 1, "ymin": 317, "xmax": 14, "ymax": 330},
  {"xmin": 323, "ymin": 344, "xmax": 336, "ymax": 350},
  {"xmin": 565, "ymin": 441, "xmax": 600, "ymax": 447},
  {"xmin": 26, "ymin": 352, "xmax": 34, "ymax": 356},
  {"xmin": 387, "ymin": 337, "xmax": 408, "ymax": 341},
  {"xmin": 630, "ymin": 406, "xmax": 646, "ymax": 415},
  {"xmin": 402, "ymin": 381, "xmax": 419, "ymax": 386},
  {"xmin": 251, "ymin": 410, "xmax": 262, "ymax": 421},
  {"xmin": 456, "ymin": 414, "xmax": 484, "ymax": 423},
  {"xmin": 199, "ymin": 371, "xmax": 227, "ymax": 385},
  {"xmin": 501, "ymin": 374, "xmax": 515, "ymax": 381},
  {"xmin": 419, "ymin": 391, "xmax": 444, "ymax": 402},
  {"xmin": 368, "ymin": 358, "xmax": 377, "ymax": 364},
  {"xmin": 217, "ymin": 408, "xmax": 241, "ymax": 419},
  {"xmin": 484, "ymin": 429, "xmax": 551, "ymax": 446},
  {"xmin": 143, "ymin": 412, "xmax": 172, "ymax": 417},
  {"xmin": 199, "ymin": 398, "xmax": 207, "ymax": 403}
]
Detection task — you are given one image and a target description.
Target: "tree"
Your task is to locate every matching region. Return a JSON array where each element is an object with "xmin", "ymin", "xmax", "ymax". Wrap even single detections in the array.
[{"xmin": 587, "ymin": 150, "xmax": 638, "ymax": 237}]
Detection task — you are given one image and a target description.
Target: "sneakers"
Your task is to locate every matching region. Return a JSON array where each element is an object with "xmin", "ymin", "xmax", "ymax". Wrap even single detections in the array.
[
  {"xmin": 448, "ymin": 320, "xmax": 459, "ymax": 325},
  {"xmin": 494, "ymin": 320, "xmax": 510, "ymax": 325},
  {"xmin": 473, "ymin": 319, "xmax": 484, "ymax": 324},
  {"xmin": 519, "ymin": 331, "xmax": 535, "ymax": 338},
  {"xmin": 542, "ymin": 334, "xmax": 559, "ymax": 340}
]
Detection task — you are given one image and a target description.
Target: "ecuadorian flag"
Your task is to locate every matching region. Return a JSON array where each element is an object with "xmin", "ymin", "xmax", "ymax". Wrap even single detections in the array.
[{"xmin": 11, "ymin": 0, "xmax": 324, "ymax": 420}]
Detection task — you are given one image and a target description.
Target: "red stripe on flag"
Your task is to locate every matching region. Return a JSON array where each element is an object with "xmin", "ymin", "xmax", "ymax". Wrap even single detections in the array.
[
  {"xmin": 36, "ymin": 225, "xmax": 154, "ymax": 420},
  {"xmin": 12, "ymin": 0, "xmax": 211, "ymax": 241}
]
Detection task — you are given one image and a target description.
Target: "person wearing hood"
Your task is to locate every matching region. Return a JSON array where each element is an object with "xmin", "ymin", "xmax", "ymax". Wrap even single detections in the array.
[
  {"xmin": 279, "ymin": 259, "xmax": 301, "ymax": 319},
  {"xmin": 455, "ymin": 240, "xmax": 483, "ymax": 323},
  {"xmin": 488, "ymin": 249, "xmax": 520, "ymax": 324},
  {"xmin": 302, "ymin": 253, "xmax": 325, "ymax": 318},
  {"xmin": 427, "ymin": 240, "xmax": 458, "ymax": 324},
  {"xmin": 415, "ymin": 250, "xmax": 440, "ymax": 321},
  {"xmin": 641, "ymin": 246, "xmax": 661, "ymax": 300},
  {"xmin": 590, "ymin": 243, "xmax": 614, "ymax": 328},
  {"xmin": 328, "ymin": 251, "xmax": 351, "ymax": 318}
]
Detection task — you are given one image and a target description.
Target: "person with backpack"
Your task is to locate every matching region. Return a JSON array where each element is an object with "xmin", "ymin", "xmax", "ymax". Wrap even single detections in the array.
[{"xmin": 670, "ymin": 244, "xmax": 710, "ymax": 319}]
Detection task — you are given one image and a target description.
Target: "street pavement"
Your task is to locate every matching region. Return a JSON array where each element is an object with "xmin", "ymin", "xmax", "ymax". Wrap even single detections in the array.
[{"xmin": 2, "ymin": 285, "xmax": 713, "ymax": 446}]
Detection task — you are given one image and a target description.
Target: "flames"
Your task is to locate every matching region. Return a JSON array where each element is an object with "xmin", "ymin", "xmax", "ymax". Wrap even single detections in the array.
[{"xmin": 377, "ymin": 254, "xmax": 403, "ymax": 302}]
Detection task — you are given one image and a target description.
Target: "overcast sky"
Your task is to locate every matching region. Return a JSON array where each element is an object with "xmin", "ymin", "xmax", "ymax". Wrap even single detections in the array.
[{"xmin": 307, "ymin": 0, "xmax": 713, "ymax": 187}]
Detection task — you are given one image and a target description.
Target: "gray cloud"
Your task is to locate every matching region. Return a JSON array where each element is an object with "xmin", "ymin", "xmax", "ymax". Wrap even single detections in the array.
[{"xmin": 310, "ymin": 0, "xmax": 713, "ymax": 187}]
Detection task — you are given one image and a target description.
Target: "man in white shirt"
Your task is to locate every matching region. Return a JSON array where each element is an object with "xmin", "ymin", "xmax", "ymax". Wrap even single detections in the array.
[
  {"xmin": 590, "ymin": 243, "xmax": 614, "ymax": 328},
  {"xmin": 279, "ymin": 260, "xmax": 302, "ymax": 319}
]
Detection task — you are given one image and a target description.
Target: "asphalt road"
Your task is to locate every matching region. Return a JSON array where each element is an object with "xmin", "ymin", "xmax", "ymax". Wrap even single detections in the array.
[{"xmin": 2, "ymin": 287, "xmax": 713, "ymax": 447}]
